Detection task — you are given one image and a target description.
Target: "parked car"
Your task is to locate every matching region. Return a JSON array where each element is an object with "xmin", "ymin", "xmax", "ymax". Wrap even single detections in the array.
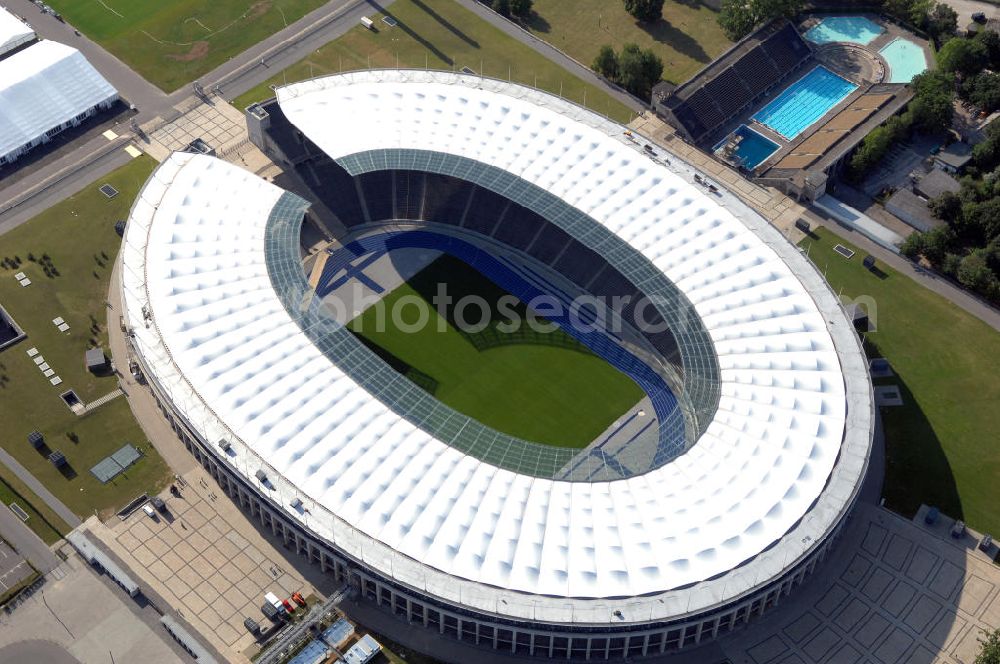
[
  {"xmin": 281, "ymin": 598, "xmax": 295, "ymax": 613},
  {"xmin": 151, "ymin": 497, "xmax": 167, "ymax": 513},
  {"xmin": 951, "ymin": 520, "xmax": 966, "ymax": 539},
  {"xmin": 292, "ymin": 592, "xmax": 306, "ymax": 607},
  {"xmin": 973, "ymin": 11, "xmax": 987, "ymax": 23}
]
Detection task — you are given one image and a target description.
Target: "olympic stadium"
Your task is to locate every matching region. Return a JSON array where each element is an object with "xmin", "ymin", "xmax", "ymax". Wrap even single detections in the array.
[{"xmin": 120, "ymin": 70, "xmax": 874, "ymax": 659}]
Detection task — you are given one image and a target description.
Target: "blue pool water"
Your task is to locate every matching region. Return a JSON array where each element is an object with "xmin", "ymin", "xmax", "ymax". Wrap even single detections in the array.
[
  {"xmin": 713, "ymin": 125, "xmax": 779, "ymax": 170},
  {"xmin": 804, "ymin": 16, "xmax": 884, "ymax": 45},
  {"xmin": 880, "ymin": 38, "xmax": 927, "ymax": 83},
  {"xmin": 752, "ymin": 67, "xmax": 858, "ymax": 139}
]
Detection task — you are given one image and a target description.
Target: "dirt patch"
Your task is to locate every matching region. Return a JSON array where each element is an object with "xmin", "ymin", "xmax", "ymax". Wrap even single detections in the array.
[
  {"xmin": 248, "ymin": 0, "xmax": 271, "ymax": 20},
  {"xmin": 167, "ymin": 41, "xmax": 209, "ymax": 62}
]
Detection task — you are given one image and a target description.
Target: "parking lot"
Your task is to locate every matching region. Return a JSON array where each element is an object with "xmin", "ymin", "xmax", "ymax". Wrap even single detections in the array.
[
  {"xmin": 0, "ymin": 539, "xmax": 34, "ymax": 599},
  {"xmin": 90, "ymin": 468, "xmax": 320, "ymax": 660}
]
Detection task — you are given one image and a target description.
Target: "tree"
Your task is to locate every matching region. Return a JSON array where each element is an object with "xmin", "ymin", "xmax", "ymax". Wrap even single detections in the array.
[
  {"xmin": 964, "ymin": 72, "xmax": 1000, "ymax": 112},
  {"xmin": 958, "ymin": 252, "xmax": 995, "ymax": 290},
  {"xmin": 592, "ymin": 45, "xmax": 620, "ymax": 80},
  {"xmin": 975, "ymin": 30, "xmax": 1000, "ymax": 69},
  {"xmin": 924, "ymin": 3, "xmax": 958, "ymax": 41},
  {"xmin": 622, "ymin": 0, "xmax": 664, "ymax": 22},
  {"xmin": 509, "ymin": 0, "xmax": 533, "ymax": 17},
  {"xmin": 617, "ymin": 43, "xmax": 663, "ymax": 98},
  {"xmin": 931, "ymin": 190, "xmax": 962, "ymax": 220},
  {"xmin": 718, "ymin": 0, "xmax": 758, "ymax": 40},
  {"xmin": 900, "ymin": 231, "xmax": 925, "ymax": 259},
  {"xmin": 923, "ymin": 225, "xmax": 957, "ymax": 264},
  {"xmin": 491, "ymin": 0, "xmax": 511, "ymax": 17},
  {"xmin": 937, "ymin": 37, "xmax": 988, "ymax": 75},
  {"xmin": 908, "ymin": 71, "xmax": 955, "ymax": 131}
]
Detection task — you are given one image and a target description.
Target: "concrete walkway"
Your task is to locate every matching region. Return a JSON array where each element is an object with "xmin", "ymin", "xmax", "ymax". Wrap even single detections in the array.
[
  {"xmin": 0, "ymin": 449, "xmax": 80, "ymax": 529},
  {"xmin": 454, "ymin": 0, "xmax": 645, "ymax": 115}
]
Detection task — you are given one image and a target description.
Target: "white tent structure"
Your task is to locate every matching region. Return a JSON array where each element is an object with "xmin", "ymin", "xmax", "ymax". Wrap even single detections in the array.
[
  {"xmin": 0, "ymin": 40, "xmax": 118, "ymax": 165},
  {"xmin": 0, "ymin": 7, "xmax": 33, "ymax": 59}
]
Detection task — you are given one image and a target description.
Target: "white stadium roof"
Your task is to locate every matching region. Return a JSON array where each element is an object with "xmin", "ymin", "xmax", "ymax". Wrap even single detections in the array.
[
  {"xmin": 0, "ymin": 7, "xmax": 33, "ymax": 59},
  {"xmin": 0, "ymin": 40, "xmax": 117, "ymax": 161},
  {"xmin": 122, "ymin": 71, "xmax": 872, "ymax": 622}
]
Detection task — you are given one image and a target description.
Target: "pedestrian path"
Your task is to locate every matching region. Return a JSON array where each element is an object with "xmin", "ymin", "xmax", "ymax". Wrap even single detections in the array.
[{"xmin": 0, "ymin": 448, "xmax": 80, "ymax": 528}]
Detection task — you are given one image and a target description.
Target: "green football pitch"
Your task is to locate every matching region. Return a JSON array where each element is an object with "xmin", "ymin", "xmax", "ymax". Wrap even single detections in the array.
[
  {"xmin": 348, "ymin": 256, "xmax": 645, "ymax": 448},
  {"xmin": 46, "ymin": 0, "xmax": 327, "ymax": 92}
]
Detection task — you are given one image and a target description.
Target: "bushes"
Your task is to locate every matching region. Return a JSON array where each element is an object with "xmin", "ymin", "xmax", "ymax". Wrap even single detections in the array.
[
  {"xmin": 591, "ymin": 43, "xmax": 663, "ymax": 98},
  {"xmin": 718, "ymin": 0, "xmax": 803, "ymax": 40}
]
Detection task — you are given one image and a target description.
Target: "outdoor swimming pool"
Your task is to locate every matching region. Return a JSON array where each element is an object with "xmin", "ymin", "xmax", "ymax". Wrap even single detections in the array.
[
  {"xmin": 752, "ymin": 66, "xmax": 857, "ymax": 139},
  {"xmin": 880, "ymin": 38, "xmax": 927, "ymax": 83},
  {"xmin": 804, "ymin": 16, "xmax": 884, "ymax": 45},
  {"xmin": 713, "ymin": 125, "xmax": 780, "ymax": 170}
]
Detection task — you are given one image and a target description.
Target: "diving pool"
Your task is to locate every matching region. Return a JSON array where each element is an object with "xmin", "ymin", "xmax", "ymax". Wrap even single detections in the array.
[
  {"xmin": 880, "ymin": 38, "xmax": 927, "ymax": 83},
  {"xmin": 713, "ymin": 125, "xmax": 780, "ymax": 170},
  {"xmin": 804, "ymin": 16, "xmax": 884, "ymax": 45},
  {"xmin": 752, "ymin": 66, "xmax": 857, "ymax": 139}
]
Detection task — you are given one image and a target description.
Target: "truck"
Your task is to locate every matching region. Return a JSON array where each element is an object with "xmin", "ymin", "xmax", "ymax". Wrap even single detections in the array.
[{"xmin": 360, "ymin": 16, "xmax": 374, "ymax": 30}]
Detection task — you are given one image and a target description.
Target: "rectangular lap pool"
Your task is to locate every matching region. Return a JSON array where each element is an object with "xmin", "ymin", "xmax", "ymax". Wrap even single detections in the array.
[
  {"xmin": 752, "ymin": 66, "xmax": 857, "ymax": 139},
  {"xmin": 713, "ymin": 125, "xmax": 780, "ymax": 170}
]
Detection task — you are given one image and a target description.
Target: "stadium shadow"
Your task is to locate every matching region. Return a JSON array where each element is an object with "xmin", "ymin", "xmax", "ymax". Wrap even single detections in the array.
[
  {"xmin": 409, "ymin": 0, "xmax": 480, "ymax": 48},
  {"xmin": 867, "ymin": 348, "xmax": 963, "ymax": 524},
  {"xmin": 637, "ymin": 19, "xmax": 711, "ymax": 64},
  {"xmin": 368, "ymin": 1, "xmax": 455, "ymax": 65}
]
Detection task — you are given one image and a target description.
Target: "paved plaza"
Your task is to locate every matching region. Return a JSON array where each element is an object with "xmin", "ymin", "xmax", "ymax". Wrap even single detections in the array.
[
  {"xmin": 147, "ymin": 99, "xmax": 248, "ymax": 160},
  {"xmin": 0, "ymin": 550, "xmax": 179, "ymax": 663},
  {"xmin": 717, "ymin": 503, "xmax": 1000, "ymax": 664},
  {"xmin": 89, "ymin": 466, "xmax": 324, "ymax": 661}
]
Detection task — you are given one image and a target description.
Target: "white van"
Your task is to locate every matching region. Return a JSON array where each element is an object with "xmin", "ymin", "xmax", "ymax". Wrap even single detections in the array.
[
  {"xmin": 361, "ymin": 16, "xmax": 374, "ymax": 30},
  {"xmin": 142, "ymin": 504, "xmax": 156, "ymax": 518}
]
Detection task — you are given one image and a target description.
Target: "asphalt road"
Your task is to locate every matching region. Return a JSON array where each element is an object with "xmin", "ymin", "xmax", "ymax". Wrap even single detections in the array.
[
  {"xmin": 944, "ymin": 0, "xmax": 1000, "ymax": 27},
  {"xmin": 0, "ymin": 504, "xmax": 58, "ymax": 574}
]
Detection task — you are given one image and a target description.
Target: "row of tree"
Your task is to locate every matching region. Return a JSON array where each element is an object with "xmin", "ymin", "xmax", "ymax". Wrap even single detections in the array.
[
  {"xmin": 490, "ymin": 0, "xmax": 533, "ymax": 19},
  {"xmin": 847, "ymin": 70, "xmax": 955, "ymax": 178},
  {"xmin": 592, "ymin": 43, "xmax": 664, "ymax": 98},
  {"xmin": 717, "ymin": 0, "xmax": 956, "ymax": 43}
]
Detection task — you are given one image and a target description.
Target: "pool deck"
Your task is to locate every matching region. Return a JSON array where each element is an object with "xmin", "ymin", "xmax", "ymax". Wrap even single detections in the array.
[{"xmin": 707, "ymin": 15, "xmax": 931, "ymax": 181}]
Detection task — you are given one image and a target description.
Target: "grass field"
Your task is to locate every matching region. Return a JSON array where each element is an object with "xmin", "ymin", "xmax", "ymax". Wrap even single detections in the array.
[
  {"xmin": 524, "ymin": 0, "xmax": 731, "ymax": 85},
  {"xmin": 232, "ymin": 0, "xmax": 636, "ymax": 123},
  {"xmin": 0, "ymin": 476, "xmax": 66, "ymax": 545},
  {"xmin": 0, "ymin": 156, "xmax": 172, "ymax": 519},
  {"xmin": 349, "ymin": 256, "xmax": 644, "ymax": 448},
  {"xmin": 46, "ymin": 0, "xmax": 328, "ymax": 92},
  {"xmin": 799, "ymin": 229, "xmax": 1000, "ymax": 535}
]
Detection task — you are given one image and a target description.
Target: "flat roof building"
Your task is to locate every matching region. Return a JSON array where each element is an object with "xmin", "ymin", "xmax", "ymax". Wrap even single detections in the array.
[{"xmin": 0, "ymin": 40, "xmax": 118, "ymax": 166}]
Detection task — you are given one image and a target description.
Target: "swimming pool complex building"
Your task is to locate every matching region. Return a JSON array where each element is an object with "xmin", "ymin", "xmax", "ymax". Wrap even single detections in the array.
[{"xmin": 121, "ymin": 70, "xmax": 874, "ymax": 659}]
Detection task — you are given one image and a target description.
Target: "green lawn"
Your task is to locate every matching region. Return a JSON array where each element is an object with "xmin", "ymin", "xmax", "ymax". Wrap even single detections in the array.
[
  {"xmin": 0, "ymin": 476, "xmax": 66, "ymax": 545},
  {"xmin": 47, "ymin": 0, "xmax": 328, "ymax": 92},
  {"xmin": 0, "ymin": 156, "xmax": 173, "ymax": 519},
  {"xmin": 524, "ymin": 0, "xmax": 731, "ymax": 85},
  {"xmin": 349, "ymin": 256, "xmax": 644, "ymax": 448},
  {"xmin": 232, "ymin": 0, "xmax": 636, "ymax": 123},
  {"xmin": 799, "ymin": 229, "xmax": 1000, "ymax": 535}
]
